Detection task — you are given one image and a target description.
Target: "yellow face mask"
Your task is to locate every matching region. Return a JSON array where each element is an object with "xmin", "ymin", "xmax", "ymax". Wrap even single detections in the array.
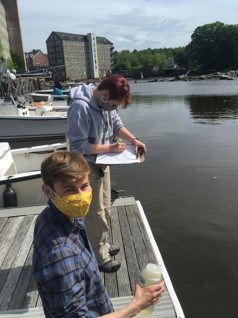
[{"xmin": 51, "ymin": 190, "xmax": 92, "ymax": 218}]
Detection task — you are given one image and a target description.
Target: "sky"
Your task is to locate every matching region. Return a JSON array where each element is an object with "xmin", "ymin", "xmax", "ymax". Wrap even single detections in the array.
[{"xmin": 18, "ymin": 0, "xmax": 238, "ymax": 53}]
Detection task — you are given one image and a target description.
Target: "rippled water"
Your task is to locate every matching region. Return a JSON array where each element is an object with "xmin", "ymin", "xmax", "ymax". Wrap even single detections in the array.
[{"xmin": 111, "ymin": 79, "xmax": 238, "ymax": 318}]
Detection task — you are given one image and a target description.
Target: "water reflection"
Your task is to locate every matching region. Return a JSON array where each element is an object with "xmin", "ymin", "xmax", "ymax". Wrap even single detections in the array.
[
  {"xmin": 185, "ymin": 95, "xmax": 238, "ymax": 123},
  {"xmin": 131, "ymin": 94, "xmax": 182, "ymax": 105},
  {"xmin": 131, "ymin": 93, "xmax": 238, "ymax": 124}
]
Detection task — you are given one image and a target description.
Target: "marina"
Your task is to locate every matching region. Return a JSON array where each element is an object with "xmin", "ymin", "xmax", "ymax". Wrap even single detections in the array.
[{"xmin": 0, "ymin": 196, "xmax": 184, "ymax": 317}]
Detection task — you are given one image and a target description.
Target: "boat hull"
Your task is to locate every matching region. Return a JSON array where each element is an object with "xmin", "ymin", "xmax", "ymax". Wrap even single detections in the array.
[
  {"xmin": 11, "ymin": 142, "xmax": 67, "ymax": 172},
  {"xmin": 0, "ymin": 172, "xmax": 44, "ymax": 208},
  {"xmin": 0, "ymin": 116, "xmax": 67, "ymax": 141}
]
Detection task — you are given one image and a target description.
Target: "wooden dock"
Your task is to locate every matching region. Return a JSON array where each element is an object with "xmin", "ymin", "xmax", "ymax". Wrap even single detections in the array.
[{"xmin": 0, "ymin": 196, "xmax": 185, "ymax": 317}]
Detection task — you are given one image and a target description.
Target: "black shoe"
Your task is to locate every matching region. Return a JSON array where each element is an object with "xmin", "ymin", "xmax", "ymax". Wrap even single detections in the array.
[
  {"xmin": 98, "ymin": 260, "xmax": 121, "ymax": 273},
  {"xmin": 109, "ymin": 244, "xmax": 120, "ymax": 256}
]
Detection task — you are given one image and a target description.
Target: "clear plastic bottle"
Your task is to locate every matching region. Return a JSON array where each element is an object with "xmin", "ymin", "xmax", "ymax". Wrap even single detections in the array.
[{"xmin": 138, "ymin": 263, "xmax": 163, "ymax": 316}]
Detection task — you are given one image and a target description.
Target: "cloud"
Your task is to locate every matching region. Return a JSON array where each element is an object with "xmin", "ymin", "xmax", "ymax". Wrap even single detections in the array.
[{"xmin": 18, "ymin": 0, "xmax": 238, "ymax": 52}]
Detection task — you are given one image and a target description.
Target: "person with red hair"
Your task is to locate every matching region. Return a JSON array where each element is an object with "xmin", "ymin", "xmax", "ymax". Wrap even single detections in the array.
[{"xmin": 67, "ymin": 75, "xmax": 147, "ymax": 272}]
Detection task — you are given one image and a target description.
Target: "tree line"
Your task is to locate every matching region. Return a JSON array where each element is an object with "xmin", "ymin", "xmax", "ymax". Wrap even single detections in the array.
[
  {"xmin": 2, "ymin": 21, "xmax": 238, "ymax": 79},
  {"xmin": 113, "ymin": 21, "xmax": 238, "ymax": 78}
]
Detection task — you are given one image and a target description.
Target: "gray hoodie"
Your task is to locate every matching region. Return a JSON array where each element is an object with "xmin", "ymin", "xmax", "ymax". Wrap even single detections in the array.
[{"xmin": 67, "ymin": 83, "xmax": 124, "ymax": 164}]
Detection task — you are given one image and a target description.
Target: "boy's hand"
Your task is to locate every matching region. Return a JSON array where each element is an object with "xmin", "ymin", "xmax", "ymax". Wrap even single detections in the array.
[{"xmin": 132, "ymin": 281, "xmax": 165, "ymax": 312}]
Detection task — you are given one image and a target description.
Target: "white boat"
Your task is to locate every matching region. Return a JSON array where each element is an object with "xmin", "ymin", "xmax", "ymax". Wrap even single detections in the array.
[
  {"xmin": 0, "ymin": 99, "xmax": 67, "ymax": 141},
  {"xmin": 0, "ymin": 142, "xmax": 67, "ymax": 209},
  {"xmin": 30, "ymin": 92, "xmax": 53, "ymax": 102},
  {"xmin": 35, "ymin": 88, "xmax": 70, "ymax": 95},
  {"xmin": 30, "ymin": 92, "xmax": 69, "ymax": 102},
  {"xmin": 52, "ymin": 94, "xmax": 69, "ymax": 101},
  {"xmin": 34, "ymin": 89, "xmax": 70, "ymax": 101}
]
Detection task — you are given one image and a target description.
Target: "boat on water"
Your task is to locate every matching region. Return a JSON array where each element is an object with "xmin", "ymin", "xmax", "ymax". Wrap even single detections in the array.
[
  {"xmin": 30, "ymin": 92, "xmax": 69, "ymax": 102},
  {"xmin": 35, "ymin": 89, "xmax": 69, "ymax": 94},
  {"xmin": 0, "ymin": 142, "xmax": 67, "ymax": 209},
  {"xmin": 33, "ymin": 87, "xmax": 70, "ymax": 101},
  {"xmin": 0, "ymin": 98, "xmax": 67, "ymax": 142},
  {"xmin": 29, "ymin": 92, "xmax": 53, "ymax": 102}
]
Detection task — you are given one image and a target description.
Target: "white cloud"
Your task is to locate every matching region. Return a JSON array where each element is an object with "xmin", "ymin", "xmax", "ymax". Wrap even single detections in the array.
[{"xmin": 18, "ymin": 0, "xmax": 238, "ymax": 53}]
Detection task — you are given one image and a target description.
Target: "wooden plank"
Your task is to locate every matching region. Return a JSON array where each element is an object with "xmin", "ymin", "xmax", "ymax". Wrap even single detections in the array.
[
  {"xmin": 112, "ymin": 196, "xmax": 136, "ymax": 207},
  {"xmin": 0, "ymin": 217, "xmax": 27, "ymax": 296},
  {"xmin": 133, "ymin": 204, "xmax": 157, "ymax": 263},
  {"xmin": 125, "ymin": 205, "xmax": 150, "ymax": 270},
  {"xmin": 22, "ymin": 272, "xmax": 39, "ymax": 309},
  {"xmin": 0, "ymin": 215, "xmax": 36, "ymax": 310},
  {"xmin": 104, "ymin": 208, "xmax": 118, "ymax": 297},
  {"xmin": 111, "ymin": 206, "xmax": 131, "ymax": 297},
  {"xmin": 8, "ymin": 245, "xmax": 34, "ymax": 309},
  {"xmin": 0, "ymin": 217, "xmax": 25, "ymax": 269},
  {"xmin": 118, "ymin": 206, "xmax": 139, "ymax": 292},
  {"xmin": 0, "ymin": 217, "xmax": 8, "ymax": 232},
  {"xmin": 0, "ymin": 205, "xmax": 44, "ymax": 218},
  {"xmin": 104, "ymin": 271, "xmax": 118, "ymax": 298}
]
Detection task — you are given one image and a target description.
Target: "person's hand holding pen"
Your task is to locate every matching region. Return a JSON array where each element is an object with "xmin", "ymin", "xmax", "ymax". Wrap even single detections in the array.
[{"xmin": 109, "ymin": 142, "xmax": 126, "ymax": 153}]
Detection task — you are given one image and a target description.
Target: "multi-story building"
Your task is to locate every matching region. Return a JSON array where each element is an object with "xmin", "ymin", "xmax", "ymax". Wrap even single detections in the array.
[
  {"xmin": 0, "ymin": 0, "xmax": 25, "ymax": 66},
  {"xmin": 46, "ymin": 31, "xmax": 114, "ymax": 81},
  {"xmin": 25, "ymin": 50, "xmax": 49, "ymax": 71}
]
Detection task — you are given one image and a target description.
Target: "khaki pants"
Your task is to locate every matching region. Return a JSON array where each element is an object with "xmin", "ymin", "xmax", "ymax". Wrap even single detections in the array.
[{"xmin": 85, "ymin": 164, "xmax": 111, "ymax": 265}]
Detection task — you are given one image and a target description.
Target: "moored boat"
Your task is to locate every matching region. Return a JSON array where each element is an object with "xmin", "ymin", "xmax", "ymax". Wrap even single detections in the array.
[
  {"xmin": 0, "ymin": 142, "xmax": 67, "ymax": 209},
  {"xmin": 0, "ymin": 99, "xmax": 67, "ymax": 142},
  {"xmin": 29, "ymin": 93, "xmax": 53, "ymax": 102}
]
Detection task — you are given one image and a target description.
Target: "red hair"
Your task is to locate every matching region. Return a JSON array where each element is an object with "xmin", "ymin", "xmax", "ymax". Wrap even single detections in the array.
[{"xmin": 97, "ymin": 74, "xmax": 131, "ymax": 107}]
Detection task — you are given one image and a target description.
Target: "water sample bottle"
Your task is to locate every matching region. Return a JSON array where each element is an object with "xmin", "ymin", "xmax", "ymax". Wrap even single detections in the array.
[
  {"xmin": 3, "ymin": 182, "xmax": 18, "ymax": 207},
  {"xmin": 139, "ymin": 263, "xmax": 163, "ymax": 316}
]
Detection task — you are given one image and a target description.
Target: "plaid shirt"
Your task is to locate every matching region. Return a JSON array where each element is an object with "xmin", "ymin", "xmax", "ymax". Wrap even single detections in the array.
[{"xmin": 33, "ymin": 202, "xmax": 113, "ymax": 317}]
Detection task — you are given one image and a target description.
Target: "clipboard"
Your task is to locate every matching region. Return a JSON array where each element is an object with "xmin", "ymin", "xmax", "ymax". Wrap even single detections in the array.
[{"xmin": 96, "ymin": 144, "xmax": 145, "ymax": 165}]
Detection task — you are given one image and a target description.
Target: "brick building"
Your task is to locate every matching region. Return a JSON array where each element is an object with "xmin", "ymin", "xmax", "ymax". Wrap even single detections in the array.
[
  {"xmin": 0, "ymin": 0, "xmax": 25, "ymax": 67},
  {"xmin": 25, "ymin": 50, "xmax": 49, "ymax": 71},
  {"xmin": 46, "ymin": 31, "xmax": 114, "ymax": 81}
]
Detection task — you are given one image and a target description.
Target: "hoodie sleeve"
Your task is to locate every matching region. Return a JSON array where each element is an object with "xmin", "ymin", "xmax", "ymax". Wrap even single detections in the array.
[
  {"xmin": 67, "ymin": 101, "xmax": 93, "ymax": 154},
  {"xmin": 111, "ymin": 110, "xmax": 124, "ymax": 134}
]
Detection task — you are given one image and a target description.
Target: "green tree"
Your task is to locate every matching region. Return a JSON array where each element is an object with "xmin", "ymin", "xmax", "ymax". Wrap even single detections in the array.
[
  {"xmin": 187, "ymin": 21, "xmax": 238, "ymax": 71},
  {"xmin": 172, "ymin": 47, "xmax": 188, "ymax": 69},
  {"xmin": 152, "ymin": 52, "xmax": 166, "ymax": 69}
]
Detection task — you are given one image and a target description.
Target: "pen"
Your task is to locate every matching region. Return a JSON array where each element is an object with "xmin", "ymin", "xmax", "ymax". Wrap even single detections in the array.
[{"xmin": 113, "ymin": 136, "xmax": 121, "ymax": 143}]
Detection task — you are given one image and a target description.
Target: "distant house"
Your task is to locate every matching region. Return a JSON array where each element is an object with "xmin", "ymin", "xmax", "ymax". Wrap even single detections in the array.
[
  {"xmin": 25, "ymin": 50, "xmax": 49, "ymax": 71},
  {"xmin": 46, "ymin": 31, "xmax": 114, "ymax": 81},
  {"xmin": 165, "ymin": 57, "xmax": 176, "ymax": 70}
]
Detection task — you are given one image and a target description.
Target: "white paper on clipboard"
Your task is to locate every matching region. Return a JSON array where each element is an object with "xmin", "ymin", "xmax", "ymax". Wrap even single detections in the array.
[{"xmin": 96, "ymin": 144, "xmax": 142, "ymax": 165}]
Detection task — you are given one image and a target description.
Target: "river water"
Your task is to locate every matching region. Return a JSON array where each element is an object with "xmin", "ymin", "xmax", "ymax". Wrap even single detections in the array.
[
  {"xmin": 111, "ymin": 79, "xmax": 238, "ymax": 318},
  {"xmin": 10, "ymin": 78, "xmax": 238, "ymax": 317}
]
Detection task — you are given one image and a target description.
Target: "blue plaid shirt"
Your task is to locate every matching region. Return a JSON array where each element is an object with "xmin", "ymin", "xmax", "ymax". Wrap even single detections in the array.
[{"xmin": 33, "ymin": 202, "xmax": 113, "ymax": 317}]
